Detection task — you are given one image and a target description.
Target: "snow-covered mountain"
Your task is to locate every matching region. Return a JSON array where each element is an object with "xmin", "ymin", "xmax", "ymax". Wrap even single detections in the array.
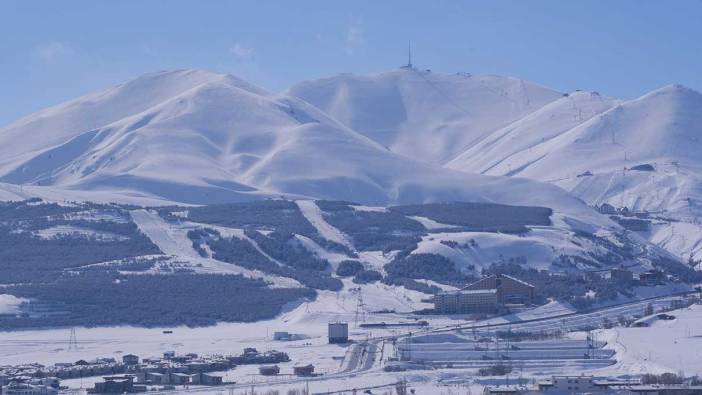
[
  {"xmin": 2, "ymin": 67, "xmax": 701, "ymax": 333},
  {"xmin": 289, "ymin": 70, "xmax": 702, "ymax": 263},
  {"xmin": 451, "ymin": 84, "xmax": 702, "ymax": 181},
  {"xmin": 447, "ymin": 84, "xmax": 702, "ymax": 262},
  {"xmin": 3, "ymin": 67, "xmax": 701, "ymax": 263},
  {"xmin": 446, "ymin": 90, "xmax": 620, "ymax": 175},
  {"xmin": 0, "ymin": 69, "xmax": 609, "ymax": 231},
  {"xmin": 288, "ymin": 69, "xmax": 562, "ymax": 164}
]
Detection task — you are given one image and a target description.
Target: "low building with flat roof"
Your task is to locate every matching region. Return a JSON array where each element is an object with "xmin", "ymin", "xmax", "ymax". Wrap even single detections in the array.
[
  {"xmin": 434, "ymin": 289, "xmax": 498, "ymax": 314},
  {"xmin": 293, "ymin": 364, "xmax": 314, "ymax": 376},
  {"xmin": 258, "ymin": 365, "xmax": 279, "ymax": 376}
]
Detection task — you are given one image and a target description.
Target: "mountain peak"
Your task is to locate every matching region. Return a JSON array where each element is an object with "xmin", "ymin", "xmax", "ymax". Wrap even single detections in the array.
[
  {"xmin": 288, "ymin": 69, "xmax": 563, "ymax": 163},
  {"xmin": 122, "ymin": 68, "xmax": 269, "ymax": 97},
  {"xmin": 640, "ymin": 83, "xmax": 702, "ymax": 101}
]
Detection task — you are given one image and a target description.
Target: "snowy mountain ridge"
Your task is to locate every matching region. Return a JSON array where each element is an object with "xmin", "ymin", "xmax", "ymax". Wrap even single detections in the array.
[
  {"xmin": 288, "ymin": 69, "xmax": 563, "ymax": 164},
  {"xmin": 289, "ymin": 69, "xmax": 702, "ymax": 262},
  {"xmin": 0, "ymin": 69, "xmax": 613, "ymax": 230},
  {"xmin": 1, "ymin": 67, "xmax": 701, "ymax": 263}
]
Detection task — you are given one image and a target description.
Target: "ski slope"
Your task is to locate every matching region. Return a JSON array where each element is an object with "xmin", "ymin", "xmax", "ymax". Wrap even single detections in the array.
[
  {"xmin": 446, "ymin": 84, "xmax": 702, "ymax": 262},
  {"xmin": 289, "ymin": 69, "xmax": 562, "ymax": 164},
  {"xmin": 296, "ymin": 200, "xmax": 354, "ymax": 249},
  {"xmin": 129, "ymin": 209, "xmax": 301, "ymax": 288}
]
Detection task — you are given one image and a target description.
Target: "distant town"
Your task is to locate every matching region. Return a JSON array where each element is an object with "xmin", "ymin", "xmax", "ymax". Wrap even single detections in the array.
[{"xmin": 3, "ymin": 270, "xmax": 702, "ymax": 394}]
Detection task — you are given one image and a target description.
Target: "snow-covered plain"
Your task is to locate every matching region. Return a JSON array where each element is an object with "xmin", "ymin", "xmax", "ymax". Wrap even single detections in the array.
[
  {"xmin": 0, "ymin": 280, "xmax": 430, "ymax": 367},
  {"xmin": 597, "ymin": 303, "xmax": 702, "ymax": 376},
  {"xmin": 0, "ymin": 290, "xmax": 692, "ymax": 393}
]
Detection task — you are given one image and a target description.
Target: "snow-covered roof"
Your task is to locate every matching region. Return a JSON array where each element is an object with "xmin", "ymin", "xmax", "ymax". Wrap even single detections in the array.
[
  {"xmin": 500, "ymin": 274, "xmax": 536, "ymax": 288},
  {"xmin": 462, "ymin": 274, "xmax": 534, "ymax": 290},
  {"xmin": 440, "ymin": 289, "xmax": 497, "ymax": 296}
]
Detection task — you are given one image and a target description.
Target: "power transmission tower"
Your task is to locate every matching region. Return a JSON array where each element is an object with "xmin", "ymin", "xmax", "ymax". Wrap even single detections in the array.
[
  {"xmin": 68, "ymin": 327, "xmax": 78, "ymax": 351},
  {"xmin": 395, "ymin": 379, "xmax": 408, "ymax": 395},
  {"xmin": 354, "ymin": 289, "xmax": 366, "ymax": 326}
]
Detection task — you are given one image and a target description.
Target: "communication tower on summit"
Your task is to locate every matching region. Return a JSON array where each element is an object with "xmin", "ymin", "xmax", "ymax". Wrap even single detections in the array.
[{"xmin": 401, "ymin": 42, "xmax": 413, "ymax": 69}]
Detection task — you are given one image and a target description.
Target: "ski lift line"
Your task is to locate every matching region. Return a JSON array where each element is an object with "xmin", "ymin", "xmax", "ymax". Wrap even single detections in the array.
[
  {"xmin": 441, "ymin": 93, "xmax": 569, "ymax": 167},
  {"xmin": 409, "ymin": 68, "xmax": 521, "ymax": 165},
  {"xmin": 412, "ymin": 67, "xmax": 476, "ymax": 117},
  {"xmin": 520, "ymin": 79, "xmax": 531, "ymax": 107}
]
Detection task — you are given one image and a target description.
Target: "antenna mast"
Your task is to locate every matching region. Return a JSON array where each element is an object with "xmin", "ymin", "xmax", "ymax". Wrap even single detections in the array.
[{"xmin": 402, "ymin": 41, "xmax": 413, "ymax": 69}]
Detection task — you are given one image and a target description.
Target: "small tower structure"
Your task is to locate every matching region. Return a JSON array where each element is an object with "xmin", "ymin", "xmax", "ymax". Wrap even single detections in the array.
[{"xmin": 401, "ymin": 42, "xmax": 413, "ymax": 69}]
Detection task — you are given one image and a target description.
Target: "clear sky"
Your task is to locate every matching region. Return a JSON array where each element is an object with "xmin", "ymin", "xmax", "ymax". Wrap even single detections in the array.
[{"xmin": 1, "ymin": 0, "xmax": 701, "ymax": 126}]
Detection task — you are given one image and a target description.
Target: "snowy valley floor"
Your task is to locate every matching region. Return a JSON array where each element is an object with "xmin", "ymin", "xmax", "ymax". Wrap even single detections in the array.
[{"xmin": 1, "ymin": 287, "xmax": 700, "ymax": 393}]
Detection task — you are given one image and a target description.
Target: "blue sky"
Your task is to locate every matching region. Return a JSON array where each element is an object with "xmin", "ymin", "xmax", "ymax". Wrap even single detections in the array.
[{"xmin": 1, "ymin": 0, "xmax": 701, "ymax": 126}]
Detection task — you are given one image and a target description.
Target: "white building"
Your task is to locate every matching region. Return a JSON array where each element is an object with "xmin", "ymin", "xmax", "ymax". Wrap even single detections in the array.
[
  {"xmin": 539, "ymin": 375, "xmax": 597, "ymax": 393},
  {"xmin": 484, "ymin": 375, "xmax": 609, "ymax": 395}
]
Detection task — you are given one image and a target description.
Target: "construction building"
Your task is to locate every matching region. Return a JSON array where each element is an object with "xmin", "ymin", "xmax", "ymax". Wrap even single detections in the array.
[
  {"xmin": 608, "ymin": 268, "xmax": 634, "ymax": 283},
  {"xmin": 227, "ymin": 348, "xmax": 289, "ymax": 365},
  {"xmin": 639, "ymin": 269, "xmax": 666, "ymax": 285},
  {"xmin": 258, "ymin": 366, "xmax": 279, "ymax": 376},
  {"xmin": 87, "ymin": 375, "xmax": 145, "ymax": 394},
  {"xmin": 293, "ymin": 364, "xmax": 315, "ymax": 377},
  {"xmin": 121, "ymin": 354, "xmax": 139, "ymax": 366},
  {"xmin": 273, "ymin": 331, "xmax": 290, "ymax": 341},
  {"xmin": 434, "ymin": 274, "xmax": 535, "ymax": 314}
]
